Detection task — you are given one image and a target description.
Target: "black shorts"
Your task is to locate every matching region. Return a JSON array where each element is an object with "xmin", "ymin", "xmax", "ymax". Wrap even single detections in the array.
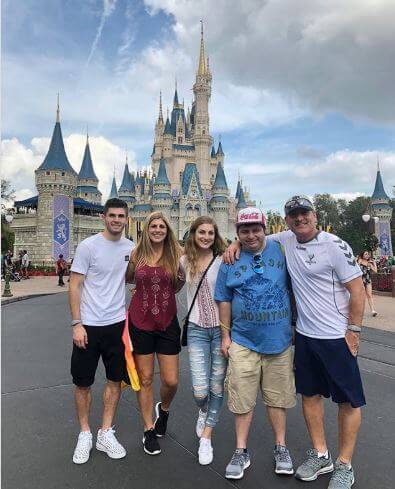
[
  {"xmin": 71, "ymin": 321, "xmax": 125, "ymax": 387},
  {"xmin": 294, "ymin": 332, "xmax": 366, "ymax": 408},
  {"xmin": 129, "ymin": 316, "xmax": 181, "ymax": 355}
]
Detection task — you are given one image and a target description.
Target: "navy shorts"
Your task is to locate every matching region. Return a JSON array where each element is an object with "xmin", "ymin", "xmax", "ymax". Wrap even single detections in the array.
[{"xmin": 294, "ymin": 332, "xmax": 366, "ymax": 408}]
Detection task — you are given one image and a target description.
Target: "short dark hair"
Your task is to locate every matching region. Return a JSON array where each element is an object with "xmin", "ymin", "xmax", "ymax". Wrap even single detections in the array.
[
  {"xmin": 103, "ymin": 198, "xmax": 128, "ymax": 215},
  {"xmin": 59, "ymin": 254, "xmax": 63, "ymax": 258}
]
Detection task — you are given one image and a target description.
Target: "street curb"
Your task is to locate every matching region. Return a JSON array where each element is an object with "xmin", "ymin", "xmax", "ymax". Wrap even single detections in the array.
[{"xmin": 1, "ymin": 293, "xmax": 60, "ymax": 306}]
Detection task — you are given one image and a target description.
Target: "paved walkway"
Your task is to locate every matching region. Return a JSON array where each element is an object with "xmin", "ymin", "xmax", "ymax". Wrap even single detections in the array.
[
  {"xmin": 2, "ymin": 276, "xmax": 394, "ymax": 332},
  {"xmin": 1, "ymin": 275, "xmax": 68, "ymax": 303}
]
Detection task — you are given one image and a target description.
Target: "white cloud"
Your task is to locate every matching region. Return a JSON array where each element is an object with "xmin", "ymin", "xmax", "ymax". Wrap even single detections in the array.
[
  {"xmin": 144, "ymin": 0, "xmax": 395, "ymax": 123},
  {"xmin": 332, "ymin": 192, "xmax": 365, "ymax": 201},
  {"xmin": 1, "ymin": 134, "xmax": 136, "ymax": 202}
]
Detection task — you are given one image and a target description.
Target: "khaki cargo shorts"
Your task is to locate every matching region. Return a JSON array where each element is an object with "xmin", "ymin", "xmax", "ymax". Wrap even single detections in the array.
[{"xmin": 226, "ymin": 342, "xmax": 296, "ymax": 414}]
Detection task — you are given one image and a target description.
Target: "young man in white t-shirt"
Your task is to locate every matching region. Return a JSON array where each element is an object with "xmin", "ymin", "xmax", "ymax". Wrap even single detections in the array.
[
  {"xmin": 225, "ymin": 196, "xmax": 366, "ymax": 489},
  {"xmin": 69, "ymin": 198, "xmax": 135, "ymax": 464}
]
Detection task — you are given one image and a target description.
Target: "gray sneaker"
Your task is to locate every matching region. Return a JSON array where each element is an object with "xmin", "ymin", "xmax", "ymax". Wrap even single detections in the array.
[
  {"xmin": 295, "ymin": 449, "xmax": 334, "ymax": 481},
  {"xmin": 328, "ymin": 461, "xmax": 355, "ymax": 488},
  {"xmin": 225, "ymin": 448, "xmax": 251, "ymax": 480},
  {"xmin": 274, "ymin": 445, "xmax": 294, "ymax": 475}
]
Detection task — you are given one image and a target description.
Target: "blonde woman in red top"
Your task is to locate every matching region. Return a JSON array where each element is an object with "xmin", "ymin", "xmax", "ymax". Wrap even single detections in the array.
[{"xmin": 126, "ymin": 212, "xmax": 184, "ymax": 456}]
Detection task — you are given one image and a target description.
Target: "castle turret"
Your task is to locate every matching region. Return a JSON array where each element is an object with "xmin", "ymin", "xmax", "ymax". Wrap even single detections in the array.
[
  {"xmin": 152, "ymin": 156, "xmax": 172, "ymax": 219},
  {"xmin": 35, "ymin": 97, "xmax": 77, "ymax": 263},
  {"xmin": 109, "ymin": 174, "xmax": 119, "ymax": 199},
  {"xmin": 236, "ymin": 186, "xmax": 248, "ymax": 210},
  {"xmin": 76, "ymin": 132, "xmax": 102, "ymax": 205},
  {"xmin": 371, "ymin": 162, "xmax": 393, "ymax": 256},
  {"xmin": 192, "ymin": 21, "xmax": 212, "ymax": 189},
  {"xmin": 210, "ymin": 162, "xmax": 229, "ymax": 236},
  {"xmin": 118, "ymin": 157, "xmax": 136, "ymax": 204}
]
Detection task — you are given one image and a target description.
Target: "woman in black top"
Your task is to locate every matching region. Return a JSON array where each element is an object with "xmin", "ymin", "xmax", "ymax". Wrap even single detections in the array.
[{"xmin": 357, "ymin": 251, "xmax": 378, "ymax": 317}]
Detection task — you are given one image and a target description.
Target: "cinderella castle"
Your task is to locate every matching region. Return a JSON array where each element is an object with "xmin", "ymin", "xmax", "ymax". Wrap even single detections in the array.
[{"xmin": 12, "ymin": 26, "xmax": 253, "ymax": 264}]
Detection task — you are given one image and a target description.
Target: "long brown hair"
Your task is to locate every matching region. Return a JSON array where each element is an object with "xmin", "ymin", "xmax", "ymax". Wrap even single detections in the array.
[
  {"xmin": 183, "ymin": 216, "xmax": 226, "ymax": 280},
  {"xmin": 127, "ymin": 212, "xmax": 182, "ymax": 284}
]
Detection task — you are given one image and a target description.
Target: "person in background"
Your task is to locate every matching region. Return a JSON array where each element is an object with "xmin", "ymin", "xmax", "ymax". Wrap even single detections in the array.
[
  {"xmin": 21, "ymin": 250, "xmax": 30, "ymax": 279},
  {"xmin": 180, "ymin": 216, "xmax": 227, "ymax": 466},
  {"xmin": 357, "ymin": 251, "xmax": 378, "ymax": 317},
  {"xmin": 126, "ymin": 212, "xmax": 184, "ymax": 457},
  {"xmin": 56, "ymin": 254, "xmax": 67, "ymax": 287}
]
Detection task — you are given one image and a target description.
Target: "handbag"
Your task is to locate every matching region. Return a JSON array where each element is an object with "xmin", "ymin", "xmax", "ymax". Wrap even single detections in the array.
[{"xmin": 181, "ymin": 254, "xmax": 217, "ymax": 347}]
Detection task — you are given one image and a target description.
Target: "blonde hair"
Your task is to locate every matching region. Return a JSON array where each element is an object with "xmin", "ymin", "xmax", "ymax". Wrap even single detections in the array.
[
  {"xmin": 183, "ymin": 216, "xmax": 226, "ymax": 280},
  {"xmin": 128, "ymin": 212, "xmax": 182, "ymax": 284}
]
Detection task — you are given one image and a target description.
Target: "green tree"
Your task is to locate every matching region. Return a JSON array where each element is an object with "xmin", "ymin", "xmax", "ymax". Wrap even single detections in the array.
[
  {"xmin": 313, "ymin": 193, "xmax": 343, "ymax": 232},
  {"xmin": 337, "ymin": 196, "xmax": 371, "ymax": 254},
  {"xmin": 1, "ymin": 179, "xmax": 15, "ymax": 203}
]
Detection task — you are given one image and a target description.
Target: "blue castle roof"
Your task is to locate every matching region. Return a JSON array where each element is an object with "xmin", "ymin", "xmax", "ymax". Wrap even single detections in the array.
[
  {"xmin": 77, "ymin": 185, "xmax": 101, "ymax": 194},
  {"xmin": 15, "ymin": 195, "xmax": 103, "ymax": 211},
  {"xmin": 235, "ymin": 180, "xmax": 241, "ymax": 200},
  {"xmin": 236, "ymin": 187, "xmax": 248, "ymax": 209},
  {"xmin": 78, "ymin": 139, "xmax": 97, "ymax": 180},
  {"xmin": 155, "ymin": 157, "xmax": 170, "ymax": 186},
  {"xmin": 170, "ymin": 107, "xmax": 190, "ymax": 138},
  {"xmin": 119, "ymin": 163, "xmax": 135, "ymax": 193},
  {"xmin": 164, "ymin": 117, "xmax": 172, "ymax": 134},
  {"xmin": 109, "ymin": 176, "xmax": 118, "ymax": 198},
  {"xmin": 211, "ymin": 146, "xmax": 216, "ymax": 157},
  {"xmin": 38, "ymin": 121, "xmax": 76, "ymax": 174},
  {"xmin": 212, "ymin": 162, "xmax": 228, "ymax": 190},
  {"xmin": 216, "ymin": 141, "xmax": 224, "ymax": 156},
  {"xmin": 372, "ymin": 170, "xmax": 390, "ymax": 200},
  {"xmin": 181, "ymin": 163, "xmax": 203, "ymax": 196}
]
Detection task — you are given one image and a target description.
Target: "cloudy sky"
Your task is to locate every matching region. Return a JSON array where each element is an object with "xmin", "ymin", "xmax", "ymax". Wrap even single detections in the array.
[{"xmin": 2, "ymin": 0, "xmax": 395, "ymax": 211}]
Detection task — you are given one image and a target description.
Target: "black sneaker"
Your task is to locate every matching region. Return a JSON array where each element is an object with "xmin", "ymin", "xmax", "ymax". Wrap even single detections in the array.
[
  {"xmin": 154, "ymin": 402, "xmax": 169, "ymax": 437},
  {"xmin": 142, "ymin": 429, "xmax": 161, "ymax": 455}
]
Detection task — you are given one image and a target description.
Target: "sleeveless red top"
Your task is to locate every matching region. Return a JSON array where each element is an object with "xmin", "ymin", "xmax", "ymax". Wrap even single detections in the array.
[{"xmin": 128, "ymin": 265, "xmax": 177, "ymax": 331}]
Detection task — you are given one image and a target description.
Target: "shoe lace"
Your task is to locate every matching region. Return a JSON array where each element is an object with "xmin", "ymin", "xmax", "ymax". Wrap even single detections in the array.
[
  {"xmin": 75, "ymin": 433, "xmax": 91, "ymax": 454},
  {"xmin": 331, "ymin": 464, "xmax": 352, "ymax": 484},
  {"xmin": 276, "ymin": 447, "xmax": 291, "ymax": 463},
  {"xmin": 302, "ymin": 449, "xmax": 325, "ymax": 470},
  {"xmin": 102, "ymin": 427, "xmax": 120, "ymax": 448},
  {"xmin": 230, "ymin": 451, "xmax": 247, "ymax": 466}
]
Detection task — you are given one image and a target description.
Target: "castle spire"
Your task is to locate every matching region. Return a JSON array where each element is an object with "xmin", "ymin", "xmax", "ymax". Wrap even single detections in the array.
[
  {"xmin": 173, "ymin": 78, "xmax": 179, "ymax": 106},
  {"xmin": 372, "ymin": 161, "xmax": 390, "ymax": 200},
  {"xmin": 56, "ymin": 93, "xmax": 60, "ymax": 123},
  {"xmin": 197, "ymin": 20, "xmax": 206, "ymax": 76},
  {"xmin": 158, "ymin": 91, "xmax": 163, "ymax": 123}
]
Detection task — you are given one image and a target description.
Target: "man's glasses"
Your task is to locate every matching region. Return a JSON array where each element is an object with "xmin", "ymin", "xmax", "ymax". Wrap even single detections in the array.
[{"xmin": 252, "ymin": 254, "xmax": 264, "ymax": 274}]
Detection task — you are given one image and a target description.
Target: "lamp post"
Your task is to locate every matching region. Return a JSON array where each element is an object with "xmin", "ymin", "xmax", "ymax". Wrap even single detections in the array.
[{"xmin": 2, "ymin": 213, "xmax": 14, "ymax": 298}]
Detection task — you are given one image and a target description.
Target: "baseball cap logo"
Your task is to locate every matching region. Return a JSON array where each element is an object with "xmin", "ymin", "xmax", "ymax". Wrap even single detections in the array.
[{"xmin": 240, "ymin": 212, "xmax": 259, "ymax": 221}]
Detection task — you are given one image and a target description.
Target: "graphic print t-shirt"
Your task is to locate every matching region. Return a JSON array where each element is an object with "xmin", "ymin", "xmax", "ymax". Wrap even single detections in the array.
[
  {"xmin": 214, "ymin": 240, "xmax": 291, "ymax": 354},
  {"xmin": 269, "ymin": 230, "xmax": 362, "ymax": 339}
]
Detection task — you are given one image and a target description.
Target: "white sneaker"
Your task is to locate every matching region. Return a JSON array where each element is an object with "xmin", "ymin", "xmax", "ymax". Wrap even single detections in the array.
[
  {"xmin": 96, "ymin": 427, "xmax": 126, "ymax": 459},
  {"xmin": 198, "ymin": 437, "xmax": 213, "ymax": 465},
  {"xmin": 195, "ymin": 409, "xmax": 208, "ymax": 438},
  {"xmin": 73, "ymin": 431, "xmax": 92, "ymax": 464}
]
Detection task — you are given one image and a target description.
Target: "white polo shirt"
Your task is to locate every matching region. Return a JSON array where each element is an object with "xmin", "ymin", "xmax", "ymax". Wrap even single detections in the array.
[
  {"xmin": 269, "ymin": 230, "xmax": 362, "ymax": 339},
  {"xmin": 71, "ymin": 233, "xmax": 135, "ymax": 326}
]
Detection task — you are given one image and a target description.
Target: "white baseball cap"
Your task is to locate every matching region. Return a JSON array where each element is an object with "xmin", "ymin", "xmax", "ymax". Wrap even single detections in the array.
[{"xmin": 236, "ymin": 207, "xmax": 266, "ymax": 228}]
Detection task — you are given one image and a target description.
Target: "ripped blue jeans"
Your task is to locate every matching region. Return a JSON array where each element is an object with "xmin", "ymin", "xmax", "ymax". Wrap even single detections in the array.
[{"xmin": 187, "ymin": 323, "xmax": 228, "ymax": 428}]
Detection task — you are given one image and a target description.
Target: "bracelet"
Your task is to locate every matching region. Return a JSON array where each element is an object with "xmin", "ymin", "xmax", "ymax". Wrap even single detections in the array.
[
  {"xmin": 347, "ymin": 324, "xmax": 361, "ymax": 333},
  {"xmin": 71, "ymin": 319, "xmax": 82, "ymax": 327},
  {"xmin": 220, "ymin": 321, "xmax": 231, "ymax": 331}
]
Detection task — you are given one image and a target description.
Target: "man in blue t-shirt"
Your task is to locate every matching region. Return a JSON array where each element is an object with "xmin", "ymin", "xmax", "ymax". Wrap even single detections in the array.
[{"xmin": 215, "ymin": 207, "xmax": 296, "ymax": 480}]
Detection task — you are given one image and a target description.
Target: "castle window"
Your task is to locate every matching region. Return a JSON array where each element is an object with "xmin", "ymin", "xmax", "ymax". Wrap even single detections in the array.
[
  {"xmin": 46, "ymin": 171, "xmax": 50, "ymax": 175},
  {"xmin": 203, "ymin": 130, "xmax": 205, "ymax": 135},
  {"xmin": 62, "ymin": 172, "xmax": 65, "ymax": 176},
  {"xmin": 178, "ymin": 137, "xmax": 182, "ymax": 144}
]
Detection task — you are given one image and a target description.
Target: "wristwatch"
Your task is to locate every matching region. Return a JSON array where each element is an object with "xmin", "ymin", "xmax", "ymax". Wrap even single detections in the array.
[
  {"xmin": 71, "ymin": 319, "xmax": 82, "ymax": 327},
  {"xmin": 347, "ymin": 324, "xmax": 361, "ymax": 333}
]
